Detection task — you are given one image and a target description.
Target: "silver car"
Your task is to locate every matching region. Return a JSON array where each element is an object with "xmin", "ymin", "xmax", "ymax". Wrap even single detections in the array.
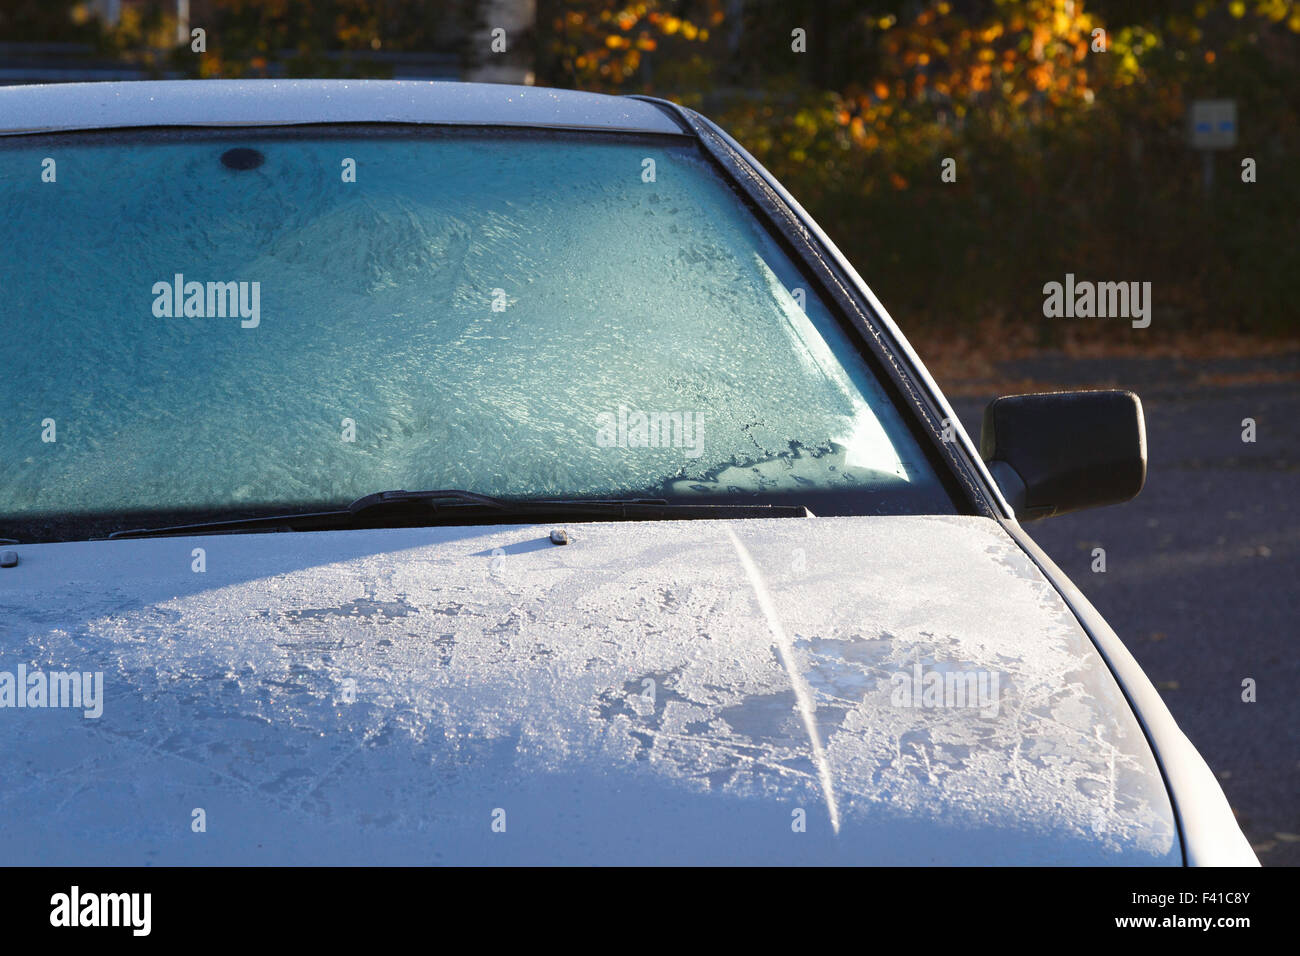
[{"xmin": 0, "ymin": 80, "xmax": 1256, "ymax": 865}]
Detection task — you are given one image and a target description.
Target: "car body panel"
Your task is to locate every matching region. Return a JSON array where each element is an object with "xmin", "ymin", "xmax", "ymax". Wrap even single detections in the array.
[
  {"xmin": 1005, "ymin": 526, "xmax": 1259, "ymax": 866},
  {"xmin": 0, "ymin": 515, "xmax": 1180, "ymax": 864},
  {"xmin": 0, "ymin": 79, "xmax": 688, "ymax": 137}
]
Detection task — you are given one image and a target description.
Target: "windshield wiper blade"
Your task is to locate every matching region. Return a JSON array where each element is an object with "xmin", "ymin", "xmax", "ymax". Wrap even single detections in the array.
[{"xmin": 106, "ymin": 490, "xmax": 809, "ymax": 539}]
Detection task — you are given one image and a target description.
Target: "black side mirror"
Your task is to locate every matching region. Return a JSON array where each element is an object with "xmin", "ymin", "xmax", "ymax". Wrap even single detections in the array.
[{"xmin": 980, "ymin": 390, "xmax": 1147, "ymax": 521}]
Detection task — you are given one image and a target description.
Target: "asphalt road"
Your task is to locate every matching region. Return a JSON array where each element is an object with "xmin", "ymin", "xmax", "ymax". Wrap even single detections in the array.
[{"xmin": 948, "ymin": 352, "xmax": 1299, "ymax": 867}]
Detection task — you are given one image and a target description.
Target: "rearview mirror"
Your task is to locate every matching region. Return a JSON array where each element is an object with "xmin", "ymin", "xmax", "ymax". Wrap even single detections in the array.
[{"xmin": 980, "ymin": 390, "xmax": 1146, "ymax": 521}]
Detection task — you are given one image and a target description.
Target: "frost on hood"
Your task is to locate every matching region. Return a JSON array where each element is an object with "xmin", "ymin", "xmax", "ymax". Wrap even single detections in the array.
[{"xmin": 0, "ymin": 516, "xmax": 1179, "ymax": 864}]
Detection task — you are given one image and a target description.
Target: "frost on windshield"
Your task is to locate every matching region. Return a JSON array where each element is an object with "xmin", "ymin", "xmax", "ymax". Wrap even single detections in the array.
[{"xmin": 0, "ymin": 132, "xmax": 945, "ymax": 520}]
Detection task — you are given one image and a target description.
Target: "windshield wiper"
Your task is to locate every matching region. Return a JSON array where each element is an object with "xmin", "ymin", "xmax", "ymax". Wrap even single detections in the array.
[{"xmin": 106, "ymin": 489, "xmax": 810, "ymax": 539}]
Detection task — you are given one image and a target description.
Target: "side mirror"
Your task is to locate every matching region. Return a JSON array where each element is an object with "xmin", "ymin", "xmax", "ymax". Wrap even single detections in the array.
[{"xmin": 980, "ymin": 390, "xmax": 1146, "ymax": 521}]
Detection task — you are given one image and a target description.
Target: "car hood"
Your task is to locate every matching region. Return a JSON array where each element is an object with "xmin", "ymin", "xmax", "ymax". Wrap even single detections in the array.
[{"xmin": 0, "ymin": 514, "xmax": 1180, "ymax": 864}]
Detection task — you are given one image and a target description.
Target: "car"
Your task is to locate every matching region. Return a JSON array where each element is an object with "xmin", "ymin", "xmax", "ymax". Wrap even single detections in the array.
[{"xmin": 0, "ymin": 79, "xmax": 1257, "ymax": 865}]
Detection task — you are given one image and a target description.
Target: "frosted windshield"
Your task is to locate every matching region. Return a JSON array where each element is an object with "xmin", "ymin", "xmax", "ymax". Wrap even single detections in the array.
[{"xmin": 0, "ymin": 129, "xmax": 955, "ymax": 538}]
